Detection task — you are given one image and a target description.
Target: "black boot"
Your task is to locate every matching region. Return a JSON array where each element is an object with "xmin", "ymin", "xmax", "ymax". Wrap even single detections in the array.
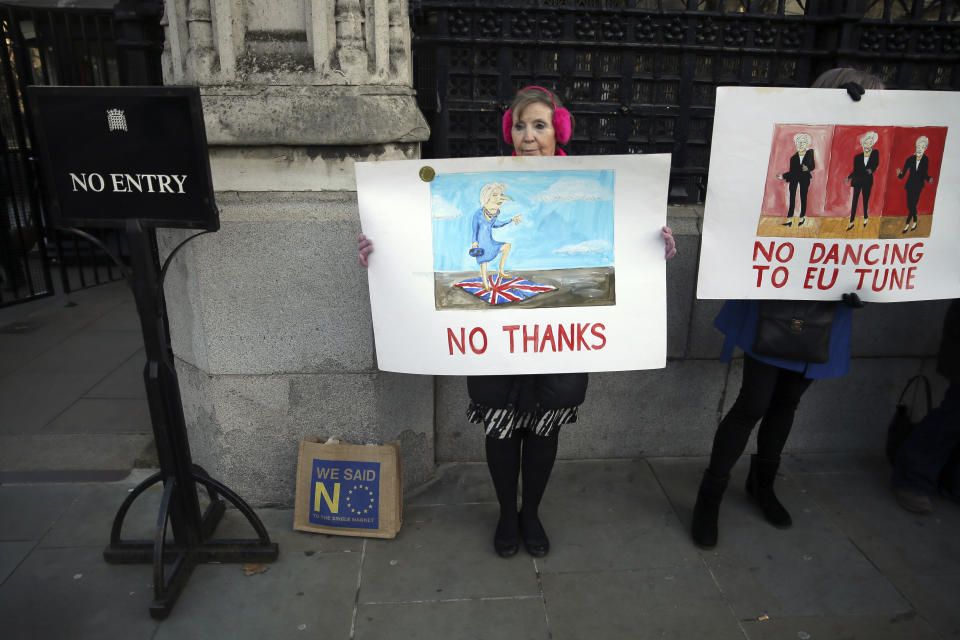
[
  {"xmin": 745, "ymin": 455, "xmax": 792, "ymax": 528},
  {"xmin": 691, "ymin": 469, "xmax": 729, "ymax": 549}
]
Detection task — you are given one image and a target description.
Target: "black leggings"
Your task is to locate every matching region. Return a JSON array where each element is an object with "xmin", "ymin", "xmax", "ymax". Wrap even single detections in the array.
[
  {"xmin": 708, "ymin": 355, "xmax": 814, "ymax": 476},
  {"xmin": 485, "ymin": 430, "xmax": 558, "ymax": 525}
]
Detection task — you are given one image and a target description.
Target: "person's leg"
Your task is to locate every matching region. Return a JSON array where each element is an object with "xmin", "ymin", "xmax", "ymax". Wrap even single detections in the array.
[
  {"xmin": 862, "ymin": 184, "xmax": 872, "ymax": 223},
  {"xmin": 749, "ymin": 370, "xmax": 814, "ymax": 527},
  {"xmin": 850, "ymin": 185, "xmax": 861, "ymax": 224},
  {"xmin": 480, "ymin": 261, "xmax": 489, "ymax": 289},
  {"xmin": 785, "ymin": 181, "xmax": 797, "ymax": 222},
  {"xmin": 485, "ymin": 433, "xmax": 523, "ymax": 556},
  {"xmin": 693, "ymin": 355, "xmax": 781, "ymax": 548},
  {"xmin": 798, "ymin": 182, "xmax": 809, "ymax": 222},
  {"xmin": 518, "ymin": 429, "xmax": 559, "ymax": 557},
  {"xmin": 892, "ymin": 383, "xmax": 960, "ymax": 510},
  {"xmin": 497, "ymin": 243, "xmax": 512, "ymax": 278}
]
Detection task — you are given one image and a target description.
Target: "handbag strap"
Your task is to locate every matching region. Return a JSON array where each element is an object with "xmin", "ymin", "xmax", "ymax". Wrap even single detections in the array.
[{"xmin": 897, "ymin": 374, "xmax": 932, "ymax": 412}]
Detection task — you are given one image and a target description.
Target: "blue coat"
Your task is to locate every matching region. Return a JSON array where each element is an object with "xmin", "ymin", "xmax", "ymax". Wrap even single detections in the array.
[{"xmin": 714, "ymin": 300, "xmax": 852, "ymax": 379}]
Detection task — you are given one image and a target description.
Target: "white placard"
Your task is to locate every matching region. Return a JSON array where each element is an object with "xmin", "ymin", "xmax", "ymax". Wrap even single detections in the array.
[
  {"xmin": 356, "ymin": 154, "xmax": 670, "ymax": 375},
  {"xmin": 698, "ymin": 87, "xmax": 960, "ymax": 302}
]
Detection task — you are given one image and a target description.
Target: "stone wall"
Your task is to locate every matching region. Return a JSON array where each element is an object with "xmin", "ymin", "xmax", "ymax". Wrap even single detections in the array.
[{"xmin": 159, "ymin": 1, "xmax": 950, "ymax": 505}]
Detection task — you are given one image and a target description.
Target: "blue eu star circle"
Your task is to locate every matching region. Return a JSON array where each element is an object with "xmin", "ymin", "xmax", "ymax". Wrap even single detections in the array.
[{"xmin": 346, "ymin": 484, "xmax": 376, "ymax": 515}]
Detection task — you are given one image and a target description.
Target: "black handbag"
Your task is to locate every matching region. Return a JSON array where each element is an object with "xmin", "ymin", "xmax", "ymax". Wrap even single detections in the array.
[
  {"xmin": 885, "ymin": 374, "xmax": 931, "ymax": 464},
  {"xmin": 752, "ymin": 301, "xmax": 836, "ymax": 364}
]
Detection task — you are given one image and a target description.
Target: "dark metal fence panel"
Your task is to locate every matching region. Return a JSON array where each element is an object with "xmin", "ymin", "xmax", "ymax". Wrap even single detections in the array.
[
  {"xmin": 0, "ymin": 2, "xmax": 163, "ymax": 308},
  {"xmin": 411, "ymin": 0, "xmax": 960, "ymax": 204}
]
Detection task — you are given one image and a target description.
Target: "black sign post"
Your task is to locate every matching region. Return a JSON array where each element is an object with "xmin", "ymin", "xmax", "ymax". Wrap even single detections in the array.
[{"xmin": 27, "ymin": 86, "xmax": 278, "ymax": 619}]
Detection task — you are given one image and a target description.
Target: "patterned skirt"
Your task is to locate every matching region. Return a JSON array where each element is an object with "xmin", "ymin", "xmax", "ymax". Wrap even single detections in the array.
[{"xmin": 467, "ymin": 402, "xmax": 579, "ymax": 439}]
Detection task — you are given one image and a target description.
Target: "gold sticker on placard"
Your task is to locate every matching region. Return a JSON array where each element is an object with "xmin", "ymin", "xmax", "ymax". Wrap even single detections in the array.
[{"xmin": 419, "ymin": 166, "xmax": 436, "ymax": 182}]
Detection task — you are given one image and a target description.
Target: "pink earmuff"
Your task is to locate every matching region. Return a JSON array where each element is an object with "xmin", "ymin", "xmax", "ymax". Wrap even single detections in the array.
[{"xmin": 502, "ymin": 85, "xmax": 572, "ymax": 146}]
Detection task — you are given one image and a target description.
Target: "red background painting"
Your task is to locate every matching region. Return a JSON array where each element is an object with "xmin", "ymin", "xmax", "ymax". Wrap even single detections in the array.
[
  {"xmin": 881, "ymin": 126, "xmax": 947, "ymax": 218},
  {"xmin": 760, "ymin": 125, "xmax": 835, "ymax": 218},
  {"xmin": 822, "ymin": 125, "xmax": 896, "ymax": 218}
]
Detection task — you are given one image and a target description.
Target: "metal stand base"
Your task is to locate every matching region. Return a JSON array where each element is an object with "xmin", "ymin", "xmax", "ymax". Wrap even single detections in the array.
[{"xmin": 103, "ymin": 466, "xmax": 278, "ymax": 619}]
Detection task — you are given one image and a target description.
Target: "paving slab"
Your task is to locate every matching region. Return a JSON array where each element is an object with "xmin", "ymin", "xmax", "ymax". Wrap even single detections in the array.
[
  {"xmin": 741, "ymin": 612, "xmax": 941, "ymax": 640},
  {"xmin": 85, "ymin": 349, "xmax": 148, "ymax": 399},
  {"xmin": 360, "ymin": 504, "xmax": 541, "ymax": 602},
  {"xmin": 0, "ymin": 483, "xmax": 87, "ymax": 541},
  {"xmin": 153, "ymin": 551, "xmax": 360, "ymax": 640},
  {"xmin": 542, "ymin": 567, "xmax": 745, "ymax": 640},
  {"xmin": 18, "ymin": 329, "xmax": 144, "ymax": 376},
  {"xmin": 355, "ymin": 597, "xmax": 549, "ymax": 640},
  {"xmin": 892, "ymin": 572, "xmax": 960, "ymax": 638},
  {"xmin": 0, "ymin": 541, "xmax": 34, "ymax": 584},
  {"xmin": 38, "ymin": 482, "xmax": 162, "ymax": 549},
  {"xmin": 84, "ymin": 300, "xmax": 141, "ymax": 332},
  {"xmin": 406, "ymin": 462, "xmax": 496, "ymax": 507},
  {"xmin": 0, "ymin": 434, "xmax": 154, "ymax": 471},
  {"xmin": 214, "ymin": 506, "xmax": 363, "ymax": 555},
  {"xmin": 43, "ymin": 397, "xmax": 152, "ymax": 434},
  {"xmin": 0, "ymin": 546, "xmax": 160, "ymax": 640},
  {"xmin": 649, "ymin": 457, "xmax": 911, "ymax": 619},
  {"xmin": 0, "ymin": 371, "xmax": 105, "ymax": 435},
  {"xmin": 792, "ymin": 455, "xmax": 960, "ymax": 577},
  {"xmin": 537, "ymin": 459, "xmax": 699, "ymax": 573}
]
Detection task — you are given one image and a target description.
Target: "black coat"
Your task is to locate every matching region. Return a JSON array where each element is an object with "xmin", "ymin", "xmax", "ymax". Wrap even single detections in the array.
[
  {"xmin": 783, "ymin": 151, "xmax": 815, "ymax": 185},
  {"xmin": 937, "ymin": 300, "xmax": 960, "ymax": 383},
  {"xmin": 467, "ymin": 373, "xmax": 589, "ymax": 413},
  {"xmin": 848, "ymin": 151, "xmax": 879, "ymax": 187},
  {"xmin": 899, "ymin": 154, "xmax": 931, "ymax": 196}
]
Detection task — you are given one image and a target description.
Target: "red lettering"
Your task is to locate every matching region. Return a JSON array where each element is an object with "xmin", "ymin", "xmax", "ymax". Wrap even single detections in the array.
[
  {"xmin": 890, "ymin": 244, "xmax": 908, "ymax": 265},
  {"xmin": 823, "ymin": 244, "xmax": 839, "ymax": 264},
  {"xmin": 854, "ymin": 268, "xmax": 870, "ymax": 289},
  {"xmin": 908, "ymin": 243, "xmax": 924, "ymax": 263},
  {"xmin": 753, "ymin": 265, "xmax": 769, "ymax": 287},
  {"xmin": 771, "ymin": 266, "xmax": 789, "ymax": 288},
  {"xmin": 906, "ymin": 266, "xmax": 916, "ymax": 289},
  {"xmin": 775, "ymin": 242, "xmax": 795, "ymax": 263},
  {"xmin": 576, "ymin": 323, "xmax": 591, "ymax": 351},
  {"xmin": 864, "ymin": 244, "xmax": 880, "ymax": 265},
  {"xmin": 754, "ymin": 241, "xmax": 775, "ymax": 262},
  {"xmin": 468, "ymin": 328, "xmax": 487, "ymax": 354},
  {"xmin": 590, "ymin": 323, "xmax": 606, "ymax": 350},
  {"xmin": 502, "ymin": 325, "xmax": 520, "ymax": 353},
  {"xmin": 522, "ymin": 324, "xmax": 539, "ymax": 353},
  {"xmin": 817, "ymin": 267, "xmax": 838, "ymax": 290},
  {"xmin": 447, "ymin": 328, "xmax": 465, "ymax": 355},
  {"xmin": 809, "ymin": 242, "xmax": 825, "ymax": 263},
  {"xmin": 841, "ymin": 244, "xmax": 862, "ymax": 265},
  {"xmin": 803, "ymin": 267, "xmax": 817, "ymax": 289},
  {"xmin": 872, "ymin": 269, "xmax": 889, "ymax": 291},
  {"xmin": 539, "ymin": 325, "xmax": 557, "ymax": 353},
  {"xmin": 557, "ymin": 324, "xmax": 575, "ymax": 352}
]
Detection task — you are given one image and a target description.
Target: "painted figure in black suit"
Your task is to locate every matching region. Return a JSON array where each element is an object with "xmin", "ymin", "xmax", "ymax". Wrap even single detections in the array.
[
  {"xmin": 776, "ymin": 132, "xmax": 815, "ymax": 228},
  {"xmin": 896, "ymin": 136, "xmax": 935, "ymax": 233},
  {"xmin": 845, "ymin": 130, "xmax": 879, "ymax": 231}
]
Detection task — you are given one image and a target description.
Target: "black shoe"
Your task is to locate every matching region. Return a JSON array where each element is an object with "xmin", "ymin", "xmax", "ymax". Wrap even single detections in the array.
[
  {"xmin": 846, "ymin": 222, "xmax": 854, "ymax": 231},
  {"xmin": 493, "ymin": 514, "xmax": 520, "ymax": 558},
  {"xmin": 782, "ymin": 220, "xmax": 793, "ymax": 227},
  {"xmin": 798, "ymin": 217, "xmax": 806, "ymax": 227},
  {"xmin": 745, "ymin": 455, "xmax": 792, "ymax": 528},
  {"xmin": 691, "ymin": 469, "xmax": 729, "ymax": 549},
  {"xmin": 519, "ymin": 512, "xmax": 550, "ymax": 557}
]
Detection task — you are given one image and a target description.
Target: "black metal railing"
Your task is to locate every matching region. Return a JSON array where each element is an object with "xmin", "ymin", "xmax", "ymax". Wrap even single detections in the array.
[
  {"xmin": 411, "ymin": 0, "xmax": 960, "ymax": 203},
  {"xmin": 0, "ymin": 2, "xmax": 163, "ymax": 308}
]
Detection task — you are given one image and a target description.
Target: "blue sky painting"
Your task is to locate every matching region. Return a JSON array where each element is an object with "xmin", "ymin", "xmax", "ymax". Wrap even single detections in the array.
[{"xmin": 431, "ymin": 170, "xmax": 616, "ymax": 272}]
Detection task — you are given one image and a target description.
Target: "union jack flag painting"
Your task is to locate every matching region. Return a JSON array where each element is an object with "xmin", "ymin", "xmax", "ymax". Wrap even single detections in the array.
[{"xmin": 453, "ymin": 275, "xmax": 556, "ymax": 305}]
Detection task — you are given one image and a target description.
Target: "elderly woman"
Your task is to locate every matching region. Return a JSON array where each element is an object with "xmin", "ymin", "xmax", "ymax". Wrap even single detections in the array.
[
  {"xmin": 691, "ymin": 68, "xmax": 883, "ymax": 550},
  {"xmin": 360, "ymin": 86, "xmax": 677, "ymax": 558},
  {"xmin": 471, "ymin": 182, "xmax": 521, "ymax": 289},
  {"xmin": 846, "ymin": 130, "xmax": 880, "ymax": 231},
  {"xmin": 776, "ymin": 132, "xmax": 815, "ymax": 227},
  {"xmin": 896, "ymin": 135, "xmax": 935, "ymax": 233}
]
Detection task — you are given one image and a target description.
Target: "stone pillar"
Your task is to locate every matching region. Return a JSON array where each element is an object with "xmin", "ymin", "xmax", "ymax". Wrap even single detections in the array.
[{"xmin": 159, "ymin": 0, "xmax": 432, "ymax": 505}]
